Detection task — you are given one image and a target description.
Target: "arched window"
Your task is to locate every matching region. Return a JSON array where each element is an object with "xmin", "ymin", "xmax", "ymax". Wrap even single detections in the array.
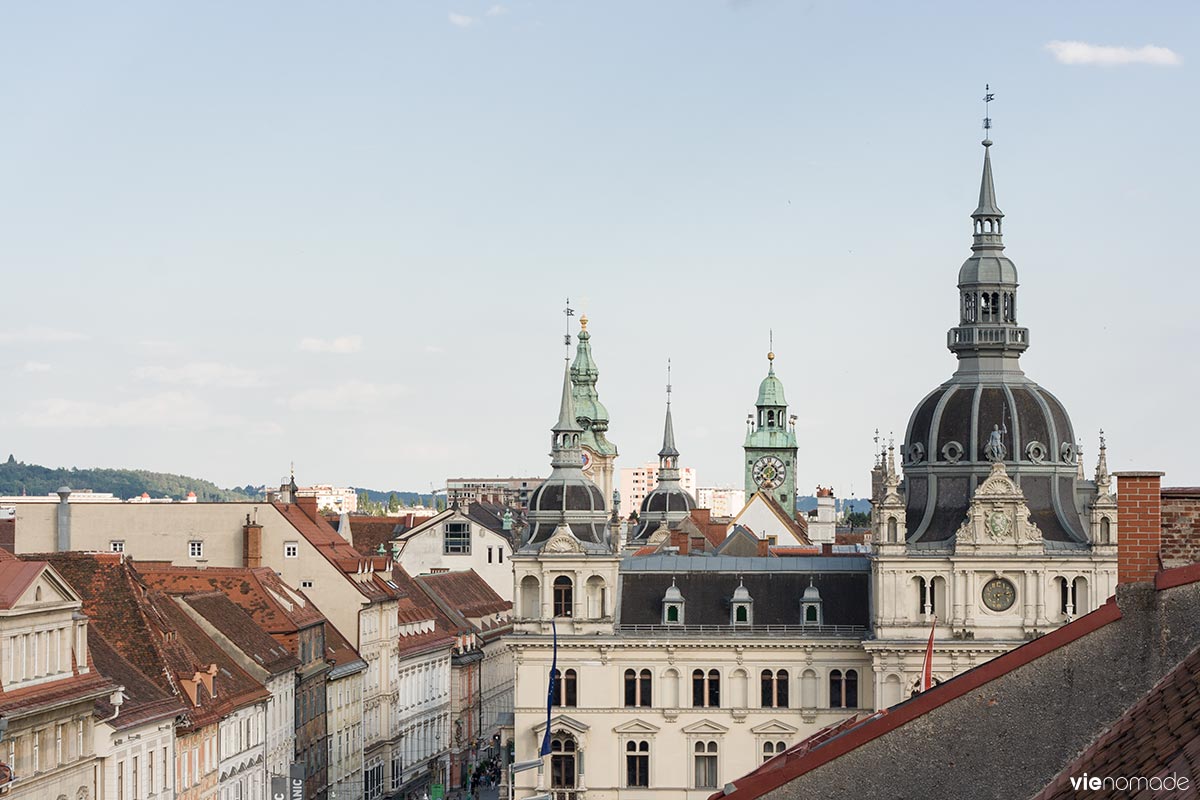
[
  {"xmin": 830, "ymin": 669, "xmax": 859, "ymax": 709},
  {"xmin": 666, "ymin": 605, "xmax": 680, "ymax": 623},
  {"xmin": 693, "ymin": 741, "xmax": 718, "ymax": 789},
  {"xmin": 624, "ymin": 669, "xmax": 652, "ymax": 707},
  {"xmin": 663, "ymin": 668, "xmax": 680, "ymax": 708},
  {"xmin": 887, "ymin": 517, "xmax": 898, "ymax": 542},
  {"xmin": 550, "ymin": 736, "xmax": 576, "ymax": 789},
  {"xmin": 760, "ymin": 669, "xmax": 789, "ymax": 708},
  {"xmin": 1100, "ymin": 517, "xmax": 1111, "ymax": 544},
  {"xmin": 735, "ymin": 606, "xmax": 748, "ymax": 623},
  {"xmin": 762, "ymin": 740, "xmax": 788, "ymax": 763},
  {"xmin": 767, "ymin": 410, "xmax": 775, "ymax": 427},
  {"xmin": 520, "ymin": 575, "xmax": 540, "ymax": 619},
  {"xmin": 692, "ymin": 669, "xmax": 720, "ymax": 708},
  {"xmin": 625, "ymin": 740, "xmax": 650, "ymax": 788},
  {"xmin": 553, "ymin": 576, "xmax": 573, "ymax": 618},
  {"xmin": 805, "ymin": 605, "xmax": 818, "ymax": 623},
  {"xmin": 552, "ymin": 669, "xmax": 577, "ymax": 707}
]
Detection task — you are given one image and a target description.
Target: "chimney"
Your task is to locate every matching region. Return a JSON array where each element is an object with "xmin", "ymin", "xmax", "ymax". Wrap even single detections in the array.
[
  {"xmin": 1114, "ymin": 471, "xmax": 1165, "ymax": 585},
  {"xmin": 297, "ymin": 495, "xmax": 319, "ymax": 522},
  {"xmin": 56, "ymin": 486, "xmax": 72, "ymax": 551},
  {"xmin": 243, "ymin": 521, "xmax": 263, "ymax": 568}
]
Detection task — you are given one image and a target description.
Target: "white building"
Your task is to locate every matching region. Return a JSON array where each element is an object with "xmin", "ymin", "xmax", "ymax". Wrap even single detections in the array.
[
  {"xmin": 394, "ymin": 503, "xmax": 517, "ymax": 602},
  {"xmin": 620, "ymin": 463, "xmax": 697, "ymax": 520},
  {"xmin": 695, "ymin": 487, "xmax": 745, "ymax": 518},
  {"xmin": 326, "ymin": 629, "xmax": 366, "ymax": 800},
  {"xmin": 297, "ymin": 484, "xmax": 358, "ymax": 513}
]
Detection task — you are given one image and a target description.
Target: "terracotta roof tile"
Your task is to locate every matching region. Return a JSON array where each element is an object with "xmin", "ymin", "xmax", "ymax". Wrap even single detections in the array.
[
  {"xmin": 0, "ymin": 560, "xmax": 44, "ymax": 608},
  {"xmin": 88, "ymin": 631, "xmax": 185, "ymax": 730},
  {"xmin": 0, "ymin": 668, "xmax": 115, "ymax": 719},
  {"xmin": 415, "ymin": 570, "xmax": 511, "ymax": 620},
  {"xmin": 274, "ymin": 503, "xmax": 403, "ymax": 602},
  {"xmin": 179, "ymin": 591, "xmax": 300, "ymax": 677}
]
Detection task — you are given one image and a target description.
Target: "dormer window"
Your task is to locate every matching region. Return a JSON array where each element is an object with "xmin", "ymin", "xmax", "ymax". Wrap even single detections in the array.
[
  {"xmin": 800, "ymin": 580, "xmax": 823, "ymax": 626},
  {"xmin": 731, "ymin": 580, "xmax": 753, "ymax": 626},
  {"xmin": 662, "ymin": 579, "xmax": 685, "ymax": 625}
]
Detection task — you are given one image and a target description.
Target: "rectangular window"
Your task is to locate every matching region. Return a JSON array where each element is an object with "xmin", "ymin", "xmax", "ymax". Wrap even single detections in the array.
[
  {"xmin": 132, "ymin": 755, "xmax": 139, "ymax": 798},
  {"xmin": 188, "ymin": 541, "xmax": 203, "ymax": 558},
  {"xmin": 499, "ymin": 548, "xmax": 503, "ymax": 563},
  {"xmin": 285, "ymin": 541, "xmax": 299, "ymax": 558},
  {"xmin": 117, "ymin": 760, "xmax": 124, "ymax": 800},
  {"xmin": 110, "ymin": 540, "xmax": 125, "ymax": 553},
  {"xmin": 694, "ymin": 745, "xmax": 718, "ymax": 789},
  {"xmin": 487, "ymin": 546, "xmax": 493, "ymax": 564},
  {"xmin": 443, "ymin": 522, "xmax": 471, "ymax": 554},
  {"xmin": 301, "ymin": 580, "xmax": 314, "ymax": 589}
]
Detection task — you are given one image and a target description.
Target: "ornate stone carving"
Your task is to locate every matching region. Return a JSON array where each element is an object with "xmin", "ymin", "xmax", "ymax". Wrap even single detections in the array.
[
  {"xmin": 954, "ymin": 462, "xmax": 1043, "ymax": 553},
  {"xmin": 543, "ymin": 528, "xmax": 583, "ymax": 554}
]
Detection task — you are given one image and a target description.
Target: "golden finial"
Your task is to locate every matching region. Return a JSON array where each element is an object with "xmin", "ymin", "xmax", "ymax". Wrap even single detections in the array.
[
  {"xmin": 579, "ymin": 314, "xmax": 588, "ymax": 331},
  {"xmin": 767, "ymin": 351, "xmax": 775, "ymax": 361},
  {"xmin": 767, "ymin": 328, "xmax": 775, "ymax": 362}
]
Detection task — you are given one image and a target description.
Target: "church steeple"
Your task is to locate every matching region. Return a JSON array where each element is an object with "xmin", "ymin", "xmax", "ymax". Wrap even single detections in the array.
[
  {"xmin": 659, "ymin": 360, "xmax": 679, "ymax": 470},
  {"xmin": 569, "ymin": 313, "xmax": 618, "ymax": 502},
  {"xmin": 744, "ymin": 341, "xmax": 799, "ymax": 512},
  {"xmin": 630, "ymin": 361, "xmax": 696, "ymax": 543}
]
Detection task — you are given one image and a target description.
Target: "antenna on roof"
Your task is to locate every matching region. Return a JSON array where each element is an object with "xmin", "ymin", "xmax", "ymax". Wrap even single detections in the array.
[{"xmin": 982, "ymin": 84, "xmax": 995, "ymax": 140}]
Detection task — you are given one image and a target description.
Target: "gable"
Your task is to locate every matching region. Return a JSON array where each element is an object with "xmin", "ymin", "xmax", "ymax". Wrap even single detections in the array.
[
  {"xmin": 682, "ymin": 718, "xmax": 730, "ymax": 735},
  {"xmin": 730, "ymin": 493, "xmax": 806, "ymax": 544},
  {"xmin": 10, "ymin": 565, "xmax": 79, "ymax": 610},
  {"xmin": 751, "ymin": 719, "xmax": 800, "ymax": 735},
  {"xmin": 613, "ymin": 719, "xmax": 661, "ymax": 735},
  {"xmin": 533, "ymin": 713, "xmax": 590, "ymax": 736}
]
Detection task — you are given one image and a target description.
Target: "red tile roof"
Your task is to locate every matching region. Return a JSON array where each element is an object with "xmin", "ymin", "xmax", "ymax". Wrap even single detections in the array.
[
  {"xmin": 388, "ymin": 566, "xmax": 456, "ymax": 658},
  {"xmin": 37, "ymin": 552, "xmax": 268, "ymax": 729},
  {"xmin": 0, "ymin": 667, "xmax": 115, "ymax": 720},
  {"xmin": 88, "ymin": 631, "xmax": 185, "ymax": 731},
  {"xmin": 0, "ymin": 518, "xmax": 14, "ymax": 553},
  {"xmin": 178, "ymin": 591, "xmax": 300, "ymax": 677},
  {"xmin": 135, "ymin": 564, "xmax": 325, "ymax": 636},
  {"xmin": 0, "ymin": 559, "xmax": 45, "ymax": 609},
  {"xmin": 274, "ymin": 502, "xmax": 404, "ymax": 602},
  {"xmin": 415, "ymin": 570, "xmax": 511, "ymax": 622},
  {"xmin": 324, "ymin": 621, "xmax": 365, "ymax": 672}
]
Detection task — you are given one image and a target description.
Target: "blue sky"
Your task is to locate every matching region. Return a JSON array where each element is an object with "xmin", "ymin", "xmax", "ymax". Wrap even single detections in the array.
[{"xmin": 1, "ymin": 2, "xmax": 1196, "ymax": 497}]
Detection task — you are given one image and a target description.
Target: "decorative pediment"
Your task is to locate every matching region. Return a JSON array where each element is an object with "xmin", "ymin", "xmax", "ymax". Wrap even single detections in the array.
[
  {"xmin": 613, "ymin": 719, "xmax": 661, "ymax": 735},
  {"xmin": 647, "ymin": 524, "xmax": 671, "ymax": 547},
  {"xmin": 533, "ymin": 713, "xmax": 590, "ymax": 737},
  {"xmin": 751, "ymin": 719, "xmax": 799, "ymax": 735},
  {"xmin": 954, "ymin": 463, "xmax": 1043, "ymax": 554},
  {"xmin": 543, "ymin": 527, "xmax": 583, "ymax": 554},
  {"xmin": 12, "ymin": 567, "xmax": 80, "ymax": 610},
  {"xmin": 682, "ymin": 718, "xmax": 730, "ymax": 735}
]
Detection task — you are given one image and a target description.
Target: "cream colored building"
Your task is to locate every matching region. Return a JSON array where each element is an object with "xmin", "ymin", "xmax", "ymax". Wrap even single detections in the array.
[
  {"xmin": 394, "ymin": 504, "xmax": 517, "ymax": 602},
  {"xmin": 695, "ymin": 487, "xmax": 745, "ymax": 518}
]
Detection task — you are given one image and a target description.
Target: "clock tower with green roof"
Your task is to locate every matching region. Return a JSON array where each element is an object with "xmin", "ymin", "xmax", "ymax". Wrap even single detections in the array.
[
  {"xmin": 744, "ymin": 349, "xmax": 799, "ymax": 512},
  {"xmin": 570, "ymin": 314, "xmax": 619, "ymax": 505}
]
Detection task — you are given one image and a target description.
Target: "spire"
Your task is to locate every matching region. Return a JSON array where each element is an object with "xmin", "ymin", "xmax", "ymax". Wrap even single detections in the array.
[
  {"xmin": 570, "ymin": 312, "xmax": 617, "ymax": 455},
  {"xmin": 554, "ymin": 362, "xmax": 582, "ymax": 434},
  {"xmin": 973, "ymin": 140, "xmax": 1004, "ymax": 220},
  {"xmin": 1095, "ymin": 429, "xmax": 1110, "ymax": 486},
  {"xmin": 660, "ymin": 360, "xmax": 678, "ymax": 460}
]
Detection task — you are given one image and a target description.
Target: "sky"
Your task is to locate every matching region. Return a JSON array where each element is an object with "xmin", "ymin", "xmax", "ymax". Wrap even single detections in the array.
[{"xmin": 1, "ymin": 1, "xmax": 1197, "ymax": 499}]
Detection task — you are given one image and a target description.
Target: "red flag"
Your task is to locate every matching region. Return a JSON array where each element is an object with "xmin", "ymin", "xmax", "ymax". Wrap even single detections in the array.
[{"xmin": 920, "ymin": 615, "xmax": 937, "ymax": 692}]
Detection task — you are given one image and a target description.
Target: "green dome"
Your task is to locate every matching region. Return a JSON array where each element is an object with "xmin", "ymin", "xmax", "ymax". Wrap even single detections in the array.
[{"xmin": 757, "ymin": 369, "xmax": 787, "ymax": 406}]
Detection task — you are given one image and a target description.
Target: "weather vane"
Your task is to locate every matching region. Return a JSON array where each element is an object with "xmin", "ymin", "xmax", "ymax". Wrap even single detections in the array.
[
  {"xmin": 563, "ymin": 297, "xmax": 574, "ymax": 360},
  {"xmin": 983, "ymin": 84, "xmax": 995, "ymax": 138},
  {"xmin": 666, "ymin": 358, "xmax": 673, "ymax": 405}
]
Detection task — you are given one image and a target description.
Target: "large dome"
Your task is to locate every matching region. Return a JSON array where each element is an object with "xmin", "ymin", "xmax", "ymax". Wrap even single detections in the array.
[
  {"xmin": 899, "ymin": 139, "xmax": 1089, "ymax": 546},
  {"xmin": 525, "ymin": 479, "xmax": 609, "ymax": 544}
]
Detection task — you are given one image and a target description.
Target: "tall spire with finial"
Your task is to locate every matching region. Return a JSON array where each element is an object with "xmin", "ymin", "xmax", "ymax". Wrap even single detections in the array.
[
  {"xmin": 1095, "ymin": 429, "xmax": 1110, "ymax": 487},
  {"xmin": 660, "ymin": 360, "xmax": 679, "ymax": 463},
  {"xmin": 948, "ymin": 85, "xmax": 1028, "ymax": 365}
]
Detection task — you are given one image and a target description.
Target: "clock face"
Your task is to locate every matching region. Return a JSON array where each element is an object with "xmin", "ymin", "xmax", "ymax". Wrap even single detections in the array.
[
  {"xmin": 581, "ymin": 449, "xmax": 593, "ymax": 473},
  {"xmin": 752, "ymin": 456, "xmax": 787, "ymax": 489},
  {"xmin": 982, "ymin": 578, "xmax": 1016, "ymax": 612}
]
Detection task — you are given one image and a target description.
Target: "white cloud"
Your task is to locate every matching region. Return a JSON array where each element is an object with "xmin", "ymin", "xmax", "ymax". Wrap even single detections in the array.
[
  {"xmin": 23, "ymin": 362, "xmax": 51, "ymax": 373},
  {"xmin": 288, "ymin": 381, "xmax": 408, "ymax": 412},
  {"xmin": 298, "ymin": 335, "xmax": 363, "ymax": 354},
  {"xmin": 449, "ymin": 12, "xmax": 478, "ymax": 27},
  {"xmin": 20, "ymin": 392, "xmax": 243, "ymax": 430},
  {"xmin": 1045, "ymin": 40, "xmax": 1181, "ymax": 66},
  {"xmin": 134, "ymin": 362, "xmax": 266, "ymax": 389},
  {"xmin": 486, "ymin": 4, "xmax": 509, "ymax": 16},
  {"xmin": 0, "ymin": 327, "xmax": 87, "ymax": 344}
]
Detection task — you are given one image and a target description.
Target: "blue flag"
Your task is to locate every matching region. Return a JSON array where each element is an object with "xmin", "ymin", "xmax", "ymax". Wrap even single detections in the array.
[{"xmin": 539, "ymin": 616, "xmax": 558, "ymax": 757}]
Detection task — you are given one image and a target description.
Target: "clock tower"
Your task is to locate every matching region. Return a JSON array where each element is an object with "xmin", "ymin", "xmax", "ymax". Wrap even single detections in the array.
[
  {"xmin": 743, "ymin": 349, "xmax": 799, "ymax": 513},
  {"xmin": 570, "ymin": 314, "xmax": 618, "ymax": 504}
]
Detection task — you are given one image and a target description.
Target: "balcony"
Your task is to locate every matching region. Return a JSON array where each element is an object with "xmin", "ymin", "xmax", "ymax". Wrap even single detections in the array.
[{"xmin": 948, "ymin": 325, "xmax": 1029, "ymax": 350}]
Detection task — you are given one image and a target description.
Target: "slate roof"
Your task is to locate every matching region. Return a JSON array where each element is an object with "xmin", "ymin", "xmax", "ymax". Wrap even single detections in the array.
[
  {"xmin": 179, "ymin": 591, "xmax": 300, "ymax": 677},
  {"xmin": 618, "ymin": 559, "xmax": 870, "ymax": 628}
]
